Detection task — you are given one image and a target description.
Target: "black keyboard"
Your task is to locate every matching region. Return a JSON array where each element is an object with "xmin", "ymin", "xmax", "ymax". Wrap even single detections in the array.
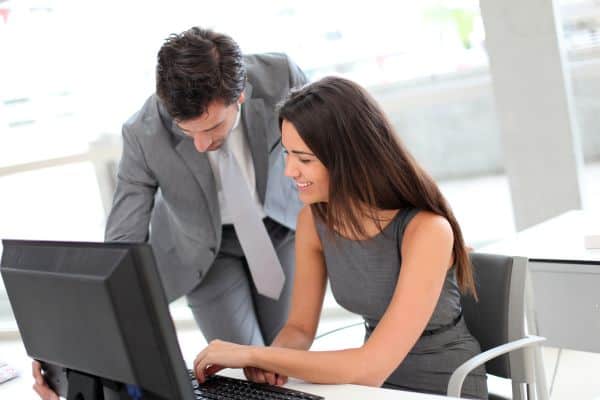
[{"xmin": 188, "ymin": 370, "xmax": 324, "ymax": 400}]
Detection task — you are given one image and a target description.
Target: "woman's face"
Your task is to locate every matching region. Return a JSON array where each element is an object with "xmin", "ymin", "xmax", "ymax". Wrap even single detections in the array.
[{"xmin": 281, "ymin": 119, "xmax": 330, "ymax": 204}]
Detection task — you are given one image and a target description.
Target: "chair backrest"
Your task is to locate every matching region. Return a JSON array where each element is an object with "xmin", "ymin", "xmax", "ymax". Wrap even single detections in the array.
[{"xmin": 461, "ymin": 253, "xmax": 528, "ymax": 379}]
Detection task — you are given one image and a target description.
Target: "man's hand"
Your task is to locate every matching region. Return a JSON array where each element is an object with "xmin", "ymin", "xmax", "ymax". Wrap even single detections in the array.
[{"xmin": 32, "ymin": 361, "xmax": 59, "ymax": 400}]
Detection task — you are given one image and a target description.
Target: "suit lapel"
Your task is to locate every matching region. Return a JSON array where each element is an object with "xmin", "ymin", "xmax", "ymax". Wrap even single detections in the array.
[
  {"xmin": 158, "ymin": 95, "xmax": 222, "ymax": 238},
  {"xmin": 157, "ymin": 97, "xmax": 220, "ymax": 235},
  {"xmin": 174, "ymin": 139, "xmax": 221, "ymax": 236},
  {"xmin": 242, "ymin": 85, "xmax": 269, "ymax": 204}
]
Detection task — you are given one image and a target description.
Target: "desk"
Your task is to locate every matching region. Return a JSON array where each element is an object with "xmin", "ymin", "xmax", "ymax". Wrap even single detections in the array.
[
  {"xmin": 222, "ymin": 369, "xmax": 455, "ymax": 400},
  {"xmin": 480, "ymin": 210, "xmax": 600, "ymax": 400},
  {"xmin": 0, "ymin": 337, "xmax": 457, "ymax": 400},
  {"xmin": 481, "ymin": 209, "xmax": 600, "ymax": 353}
]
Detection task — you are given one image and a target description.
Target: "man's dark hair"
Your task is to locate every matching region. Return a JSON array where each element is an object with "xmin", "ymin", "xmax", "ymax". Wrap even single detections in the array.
[{"xmin": 156, "ymin": 27, "xmax": 246, "ymax": 121}]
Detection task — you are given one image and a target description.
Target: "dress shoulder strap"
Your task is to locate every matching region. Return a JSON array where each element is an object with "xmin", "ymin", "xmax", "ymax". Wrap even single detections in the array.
[
  {"xmin": 396, "ymin": 208, "xmax": 421, "ymax": 252},
  {"xmin": 396, "ymin": 208, "xmax": 420, "ymax": 241}
]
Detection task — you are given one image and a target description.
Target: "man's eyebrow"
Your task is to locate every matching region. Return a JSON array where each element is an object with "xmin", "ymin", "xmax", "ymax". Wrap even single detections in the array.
[
  {"xmin": 202, "ymin": 120, "xmax": 224, "ymax": 132},
  {"xmin": 176, "ymin": 120, "xmax": 224, "ymax": 134}
]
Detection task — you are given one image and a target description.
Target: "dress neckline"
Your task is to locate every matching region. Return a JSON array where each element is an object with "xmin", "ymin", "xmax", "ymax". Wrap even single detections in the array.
[{"xmin": 332, "ymin": 208, "xmax": 406, "ymax": 242}]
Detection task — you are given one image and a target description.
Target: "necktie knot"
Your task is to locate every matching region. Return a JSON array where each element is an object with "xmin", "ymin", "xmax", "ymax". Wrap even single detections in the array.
[{"xmin": 219, "ymin": 141, "xmax": 232, "ymax": 157}]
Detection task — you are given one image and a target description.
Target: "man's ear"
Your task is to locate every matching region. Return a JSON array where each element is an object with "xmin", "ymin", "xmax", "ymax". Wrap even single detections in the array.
[{"xmin": 238, "ymin": 92, "xmax": 246, "ymax": 105}]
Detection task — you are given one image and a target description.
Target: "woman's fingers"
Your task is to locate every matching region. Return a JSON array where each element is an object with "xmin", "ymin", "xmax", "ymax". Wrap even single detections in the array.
[
  {"xmin": 252, "ymin": 367, "xmax": 264, "ymax": 382},
  {"xmin": 193, "ymin": 347, "xmax": 208, "ymax": 374},
  {"xmin": 276, "ymin": 374, "xmax": 288, "ymax": 386},
  {"xmin": 243, "ymin": 367, "xmax": 287, "ymax": 386},
  {"xmin": 244, "ymin": 367, "xmax": 259, "ymax": 382},
  {"xmin": 204, "ymin": 364, "xmax": 225, "ymax": 377},
  {"xmin": 193, "ymin": 341, "xmax": 283, "ymax": 386},
  {"xmin": 263, "ymin": 371, "xmax": 277, "ymax": 385}
]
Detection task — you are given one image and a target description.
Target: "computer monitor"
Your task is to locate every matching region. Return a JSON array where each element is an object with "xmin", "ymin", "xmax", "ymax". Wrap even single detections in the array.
[{"xmin": 1, "ymin": 240, "xmax": 196, "ymax": 400}]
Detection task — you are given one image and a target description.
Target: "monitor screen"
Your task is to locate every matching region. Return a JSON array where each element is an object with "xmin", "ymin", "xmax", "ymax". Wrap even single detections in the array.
[{"xmin": 1, "ymin": 240, "xmax": 195, "ymax": 400}]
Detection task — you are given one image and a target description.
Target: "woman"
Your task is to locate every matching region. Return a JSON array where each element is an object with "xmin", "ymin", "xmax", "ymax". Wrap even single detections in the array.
[{"xmin": 194, "ymin": 77, "xmax": 488, "ymax": 399}]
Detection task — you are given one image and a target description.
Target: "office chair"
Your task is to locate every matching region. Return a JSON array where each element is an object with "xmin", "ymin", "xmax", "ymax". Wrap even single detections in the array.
[{"xmin": 447, "ymin": 253, "xmax": 549, "ymax": 400}]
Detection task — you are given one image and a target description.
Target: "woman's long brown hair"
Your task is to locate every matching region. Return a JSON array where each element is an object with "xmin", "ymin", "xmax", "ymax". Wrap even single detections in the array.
[{"xmin": 278, "ymin": 76, "xmax": 477, "ymax": 297}]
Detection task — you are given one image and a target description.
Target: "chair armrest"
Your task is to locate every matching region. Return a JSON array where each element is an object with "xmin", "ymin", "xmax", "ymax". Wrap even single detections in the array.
[{"xmin": 447, "ymin": 335, "xmax": 545, "ymax": 398}]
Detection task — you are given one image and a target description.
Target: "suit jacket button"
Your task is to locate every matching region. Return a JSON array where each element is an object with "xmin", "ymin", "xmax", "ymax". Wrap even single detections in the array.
[{"xmin": 209, "ymin": 246, "xmax": 216, "ymax": 255}]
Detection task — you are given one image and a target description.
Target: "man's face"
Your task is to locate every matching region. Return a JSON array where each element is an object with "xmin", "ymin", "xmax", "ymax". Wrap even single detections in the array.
[{"xmin": 176, "ymin": 93, "xmax": 245, "ymax": 152}]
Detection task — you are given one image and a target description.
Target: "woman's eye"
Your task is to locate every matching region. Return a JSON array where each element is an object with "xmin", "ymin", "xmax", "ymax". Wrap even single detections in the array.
[{"xmin": 299, "ymin": 159, "xmax": 311, "ymax": 164}]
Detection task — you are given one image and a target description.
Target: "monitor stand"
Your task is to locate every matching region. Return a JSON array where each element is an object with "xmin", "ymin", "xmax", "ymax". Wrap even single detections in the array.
[{"xmin": 67, "ymin": 370, "xmax": 132, "ymax": 400}]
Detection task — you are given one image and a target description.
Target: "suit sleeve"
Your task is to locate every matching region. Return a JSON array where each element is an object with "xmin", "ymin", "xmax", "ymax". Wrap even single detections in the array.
[
  {"xmin": 104, "ymin": 125, "xmax": 158, "ymax": 242},
  {"xmin": 286, "ymin": 55, "xmax": 309, "ymax": 89}
]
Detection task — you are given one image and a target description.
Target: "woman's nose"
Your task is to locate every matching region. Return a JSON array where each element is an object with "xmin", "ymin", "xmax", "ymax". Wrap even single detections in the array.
[{"xmin": 283, "ymin": 155, "xmax": 298, "ymax": 178}]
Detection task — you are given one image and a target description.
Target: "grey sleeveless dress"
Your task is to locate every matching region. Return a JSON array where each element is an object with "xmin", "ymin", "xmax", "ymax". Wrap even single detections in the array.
[{"xmin": 315, "ymin": 208, "xmax": 488, "ymax": 399}]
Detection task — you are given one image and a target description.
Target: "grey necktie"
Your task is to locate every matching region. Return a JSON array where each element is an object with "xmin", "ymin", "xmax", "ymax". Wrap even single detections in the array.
[{"xmin": 217, "ymin": 142, "xmax": 285, "ymax": 300}]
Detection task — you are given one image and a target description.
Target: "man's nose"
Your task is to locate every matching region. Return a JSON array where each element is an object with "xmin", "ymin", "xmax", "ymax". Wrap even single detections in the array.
[{"xmin": 194, "ymin": 134, "xmax": 213, "ymax": 153}]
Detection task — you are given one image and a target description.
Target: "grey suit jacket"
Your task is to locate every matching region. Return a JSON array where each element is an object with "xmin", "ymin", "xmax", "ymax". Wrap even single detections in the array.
[{"xmin": 105, "ymin": 53, "xmax": 306, "ymax": 301}]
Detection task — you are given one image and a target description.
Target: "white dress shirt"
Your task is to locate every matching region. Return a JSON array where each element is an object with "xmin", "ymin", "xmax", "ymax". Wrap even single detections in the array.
[{"xmin": 207, "ymin": 105, "xmax": 266, "ymax": 224}]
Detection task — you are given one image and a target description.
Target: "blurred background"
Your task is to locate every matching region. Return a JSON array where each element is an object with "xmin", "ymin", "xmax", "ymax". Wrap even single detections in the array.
[{"xmin": 1, "ymin": 0, "xmax": 599, "ymax": 398}]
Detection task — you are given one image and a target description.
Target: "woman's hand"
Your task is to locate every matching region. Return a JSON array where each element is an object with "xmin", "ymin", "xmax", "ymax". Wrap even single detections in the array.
[
  {"xmin": 244, "ymin": 367, "xmax": 288, "ymax": 386},
  {"xmin": 193, "ymin": 340, "xmax": 255, "ymax": 383}
]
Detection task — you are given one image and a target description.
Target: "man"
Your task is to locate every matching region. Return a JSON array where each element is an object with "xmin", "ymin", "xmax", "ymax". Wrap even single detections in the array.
[{"xmin": 33, "ymin": 26, "xmax": 306, "ymax": 399}]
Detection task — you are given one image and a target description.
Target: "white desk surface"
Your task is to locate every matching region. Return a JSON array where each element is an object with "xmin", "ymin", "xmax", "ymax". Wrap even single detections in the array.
[
  {"xmin": 222, "ymin": 369, "xmax": 454, "ymax": 400},
  {"xmin": 481, "ymin": 210, "xmax": 600, "ymax": 262},
  {"xmin": 0, "ymin": 338, "xmax": 456, "ymax": 400},
  {"xmin": 481, "ymin": 209, "xmax": 600, "ymax": 354}
]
